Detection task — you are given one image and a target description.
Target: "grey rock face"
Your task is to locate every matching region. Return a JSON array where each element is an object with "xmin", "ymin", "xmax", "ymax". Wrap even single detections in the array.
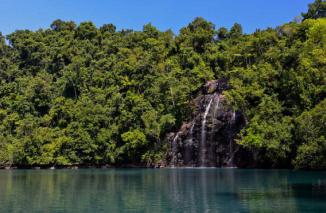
[{"xmin": 167, "ymin": 79, "xmax": 248, "ymax": 167}]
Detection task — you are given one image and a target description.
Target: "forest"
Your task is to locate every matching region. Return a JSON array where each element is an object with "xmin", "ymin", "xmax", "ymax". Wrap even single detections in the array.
[{"xmin": 0, "ymin": 0, "xmax": 325, "ymax": 169}]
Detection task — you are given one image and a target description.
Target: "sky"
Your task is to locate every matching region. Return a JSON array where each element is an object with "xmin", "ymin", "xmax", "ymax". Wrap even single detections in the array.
[{"xmin": 0, "ymin": 0, "xmax": 313, "ymax": 35}]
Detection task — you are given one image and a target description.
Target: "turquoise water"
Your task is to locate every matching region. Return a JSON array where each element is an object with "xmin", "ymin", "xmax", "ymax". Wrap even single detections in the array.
[{"xmin": 0, "ymin": 169, "xmax": 325, "ymax": 212}]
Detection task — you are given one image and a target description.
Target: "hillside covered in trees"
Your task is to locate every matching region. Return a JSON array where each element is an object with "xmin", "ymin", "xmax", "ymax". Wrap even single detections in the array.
[{"xmin": 0, "ymin": 1, "xmax": 325, "ymax": 169}]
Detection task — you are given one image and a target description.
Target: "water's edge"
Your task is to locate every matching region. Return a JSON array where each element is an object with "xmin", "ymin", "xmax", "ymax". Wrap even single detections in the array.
[{"xmin": 2, "ymin": 165, "xmax": 322, "ymax": 171}]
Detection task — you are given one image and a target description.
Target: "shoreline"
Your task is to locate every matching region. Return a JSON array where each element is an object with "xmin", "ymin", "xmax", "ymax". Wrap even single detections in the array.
[
  {"xmin": 1, "ymin": 165, "xmax": 313, "ymax": 170},
  {"xmin": 0, "ymin": 164, "xmax": 151, "ymax": 170}
]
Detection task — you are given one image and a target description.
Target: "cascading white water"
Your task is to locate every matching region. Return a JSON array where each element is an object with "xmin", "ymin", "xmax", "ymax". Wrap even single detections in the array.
[
  {"xmin": 200, "ymin": 95, "xmax": 214, "ymax": 166},
  {"xmin": 231, "ymin": 111, "xmax": 236, "ymax": 122},
  {"xmin": 213, "ymin": 95, "xmax": 220, "ymax": 118},
  {"xmin": 167, "ymin": 80, "xmax": 245, "ymax": 168},
  {"xmin": 171, "ymin": 132, "xmax": 180, "ymax": 167},
  {"xmin": 183, "ymin": 122, "xmax": 196, "ymax": 166},
  {"xmin": 189, "ymin": 123, "xmax": 195, "ymax": 139}
]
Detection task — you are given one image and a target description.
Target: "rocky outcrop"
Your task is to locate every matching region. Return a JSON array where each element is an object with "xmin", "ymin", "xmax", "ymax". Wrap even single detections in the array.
[{"xmin": 166, "ymin": 79, "xmax": 251, "ymax": 167}]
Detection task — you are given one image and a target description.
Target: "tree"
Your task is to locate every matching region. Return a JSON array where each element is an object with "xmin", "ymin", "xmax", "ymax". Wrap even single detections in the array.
[
  {"xmin": 238, "ymin": 96, "xmax": 293, "ymax": 166},
  {"xmin": 100, "ymin": 24, "xmax": 116, "ymax": 34},
  {"xmin": 229, "ymin": 23, "xmax": 243, "ymax": 38},
  {"xmin": 177, "ymin": 17, "xmax": 215, "ymax": 53},
  {"xmin": 121, "ymin": 129, "xmax": 147, "ymax": 160},
  {"xmin": 294, "ymin": 100, "xmax": 326, "ymax": 169},
  {"xmin": 51, "ymin": 19, "xmax": 76, "ymax": 31},
  {"xmin": 0, "ymin": 1, "xmax": 325, "ymax": 169},
  {"xmin": 217, "ymin": 27, "xmax": 229, "ymax": 40},
  {"xmin": 302, "ymin": 0, "xmax": 326, "ymax": 20},
  {"xmin": 76, "ymin": 22, "xmax": 98, "ymax": 40}
]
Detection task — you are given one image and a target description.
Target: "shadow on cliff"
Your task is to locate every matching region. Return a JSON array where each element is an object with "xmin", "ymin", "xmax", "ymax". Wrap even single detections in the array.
[{"xmin": 165, "ymin": 79, "xmax": 256, "ymax": 168}]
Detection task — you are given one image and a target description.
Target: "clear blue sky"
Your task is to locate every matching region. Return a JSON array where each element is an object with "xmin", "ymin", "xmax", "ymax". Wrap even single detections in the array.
[{"xmin": 0, "ymin": 0, "xmax": 313, "ymax": 35}]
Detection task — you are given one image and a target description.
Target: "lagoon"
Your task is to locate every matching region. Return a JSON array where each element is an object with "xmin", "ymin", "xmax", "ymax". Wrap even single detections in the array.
[{"xmin": 0, "ymin": 169, "xmax": 325, "ymax": 212}]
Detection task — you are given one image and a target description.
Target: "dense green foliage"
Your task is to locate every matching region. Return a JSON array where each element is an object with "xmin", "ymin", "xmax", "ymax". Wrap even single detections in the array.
[
  {"xmin": 0, "ymin": 2, "xmax": 325, "ymax": 169},
  {"xmin": 302, "ymin": 0, "xmax": 326, "ymax": 20}
]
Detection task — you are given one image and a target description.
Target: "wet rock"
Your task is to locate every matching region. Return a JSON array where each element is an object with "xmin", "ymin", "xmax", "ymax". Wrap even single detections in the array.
[{"xmin": 167, "ymin": 79, "xmax": 250, "ymax": 167}]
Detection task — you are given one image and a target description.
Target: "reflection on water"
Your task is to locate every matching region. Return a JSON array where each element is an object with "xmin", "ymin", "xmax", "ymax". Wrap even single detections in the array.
[{"xmin": 0, "ymin": 169, "xmax": 325, "ymax": 212}]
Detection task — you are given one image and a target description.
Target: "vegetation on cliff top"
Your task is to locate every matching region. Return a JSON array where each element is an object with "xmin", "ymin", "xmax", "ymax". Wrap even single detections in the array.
[{"xmin": 0, "ymin": 1, "xmax": 325, "ymax": 169}]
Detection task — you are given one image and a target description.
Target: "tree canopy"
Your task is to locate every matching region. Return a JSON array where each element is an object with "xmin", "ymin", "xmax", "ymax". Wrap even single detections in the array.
[{"xmin": 0, "ymin": 1, "xmax": 325, "ymax": 169}]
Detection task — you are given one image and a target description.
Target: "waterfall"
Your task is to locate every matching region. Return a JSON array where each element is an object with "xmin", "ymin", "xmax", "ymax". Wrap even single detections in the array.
[
  {"xmin": 189, "ymin": 122, "xmax": 195, "ymax": 136},
  {"xmin": 200, "ymin": 95, "xmax": 214, "ymax": 167},
  {"xmin": 213, "ymin": 95, "xmax": 220, "ymax": 118},
  {"xmin": 171, "ymin": 132, "xmax": 180, "ymax": 167},
  {"xmin": 184, "ymin": 122, "xmax": 195, "ymax": 165},
  {"xmin": 166, "ymin": 79, "xmax": 246, "ymax": 168},
  {"xmin": 226, "ymin": 111, "xmax": 236, "ymax": 167}
]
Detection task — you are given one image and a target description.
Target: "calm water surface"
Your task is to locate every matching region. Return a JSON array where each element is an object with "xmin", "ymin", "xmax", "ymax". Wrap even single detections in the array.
[{"xmin": 0, "ymin": 169, "xmax": 325, "ymax": 212}]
